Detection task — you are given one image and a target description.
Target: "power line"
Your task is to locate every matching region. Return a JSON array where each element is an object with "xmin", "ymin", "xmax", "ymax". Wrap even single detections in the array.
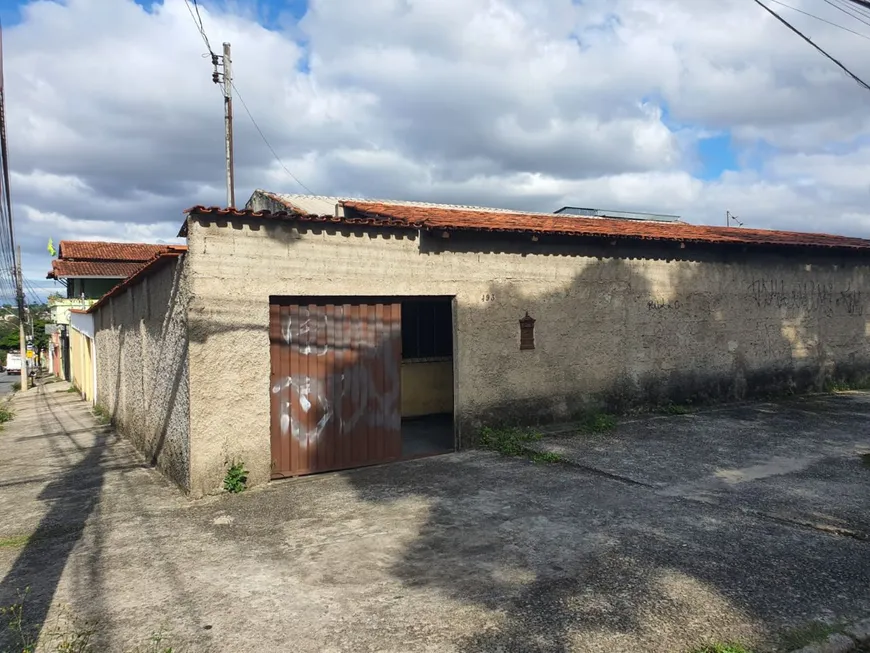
[
  {"xmin": 823, "ymin": 0, "xmax": 870, "ymax": 28},
  {"xmin": 181, "ymin": 1, "xmax": 317, "ymax": 197},
  {"xmin": 766, "ymin": 0, "xmax": 870, "ymax": 38},
  {"xmin": 754, "ymin": 0, "xmax": 870, "ymax": 92},
  {"xmin": 844, "ymin": 0, "xmax": 870, "ymax": 14},
  {"xmin": 183, "ymin": 0, "xmax": 214, "ymax": 55},
  {"xmin": 230, "ymin": 81, "xmax": 316, "ymax": 195}
]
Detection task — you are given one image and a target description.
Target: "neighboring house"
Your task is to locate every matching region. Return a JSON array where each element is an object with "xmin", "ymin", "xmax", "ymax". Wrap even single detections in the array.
[
  {"xmin": 46, "ymin": 240, "xmax": 180, "ymax": 381},
  {"xmin": 89, "ymin": 190, "xmax": 870, "ymax": 497}
]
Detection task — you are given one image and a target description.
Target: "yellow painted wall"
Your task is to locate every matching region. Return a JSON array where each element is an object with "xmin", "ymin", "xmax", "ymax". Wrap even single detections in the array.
[
  {"xmin": 69, "ymin": 328, "xmax": 95, "ymax": 403},
  {"xmin": 401, "ymin": 360, "xmax": 454, "ymax": 417}
]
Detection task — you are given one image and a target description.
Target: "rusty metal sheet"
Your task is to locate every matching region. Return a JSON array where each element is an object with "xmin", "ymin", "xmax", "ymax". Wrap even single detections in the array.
[{"xmin": 269, "ymin": 299, "xmax": 402, "ymax": 477}]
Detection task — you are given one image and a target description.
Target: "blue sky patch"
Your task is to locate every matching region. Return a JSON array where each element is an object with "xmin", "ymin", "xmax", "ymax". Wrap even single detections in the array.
[{"xmin": 697, "ymin": 133, "xmax": 738, "ymax": 180}]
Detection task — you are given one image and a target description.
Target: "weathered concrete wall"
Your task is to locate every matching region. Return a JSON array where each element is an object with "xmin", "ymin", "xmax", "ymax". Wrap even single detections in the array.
[
  {"xmin": 185, "ymin": 217, "xmax": 870, "ymax": 494},
  {"xmin": 93, "ymin": 257, "xmax": 190, "ymax": 491}
]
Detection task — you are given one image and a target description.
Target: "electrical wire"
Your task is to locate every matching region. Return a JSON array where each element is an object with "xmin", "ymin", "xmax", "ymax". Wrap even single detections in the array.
[
  {"xmin": 766, "ymin": 0, "xmax": 870, "ymax": 38},
  {"xmin": 822, "ymin": 0, "xmax": 870, "ymax": 28},
  {"xmin": 183, "ymin": 0, "xmax": 214, "ymax": 55},
  {"xmin": 181, "ymin": 0, "xmax": 316, "ymax": 196},
  {"xmin": 754, "ymin": 0, "xmax": 870, "ymax": 92},
  {"xmin": 844, "ymin": 0, "xmax": 870, "ymax": 15},
  {"xmin": 230, "ymin": 81, "xmax": 316, "ymax": 195}
]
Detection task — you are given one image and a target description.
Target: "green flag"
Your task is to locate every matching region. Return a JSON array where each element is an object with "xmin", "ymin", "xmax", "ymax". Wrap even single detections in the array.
[{"xmin": 47, "ymin": 238, "xmax": 56, "ymax": 257}]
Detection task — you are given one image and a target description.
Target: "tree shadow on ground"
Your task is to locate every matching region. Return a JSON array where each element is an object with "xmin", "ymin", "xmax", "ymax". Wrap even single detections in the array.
[
  {"xmin": 337, "ymin": 236, "xmax": 870, "ymax": 651},
  {"xmin": 0, "ymin": 390, "xmax": 108, "ymax": 649}
]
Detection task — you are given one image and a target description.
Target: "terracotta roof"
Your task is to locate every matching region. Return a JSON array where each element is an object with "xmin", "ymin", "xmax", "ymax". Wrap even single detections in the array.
[
  {"xmin": 57, "ymin": 241, "xmax": 174, "ymax": 262},
  {"xmin": 47, "ymin": 242, "xmax": 188, "ymax": 279},
  {"xmin": 88, "ymin": 250, "xmax": 186, "ymax": 314},
  {"xmin": 182, "ymin": 203, "xmax": 870, "ymax": 252},
  {"xmin": 49, "ymin": 259, "xmax": 148, "ymax": 279}
]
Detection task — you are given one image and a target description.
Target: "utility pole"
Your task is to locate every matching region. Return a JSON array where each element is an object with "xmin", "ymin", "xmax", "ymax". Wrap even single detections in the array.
[
  {"xmin": 15, "ymin": 246, "xmax": 27, "ymax": 391},
  {"xmin": 215, "ymin": 42, "xmax": 235, "ymax": 208}
]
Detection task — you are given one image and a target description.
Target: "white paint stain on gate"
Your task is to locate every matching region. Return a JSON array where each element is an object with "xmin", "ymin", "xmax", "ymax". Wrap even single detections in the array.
[{"xmin": 272, "ymin": 306, "xmax": 400, "ymax": 444}]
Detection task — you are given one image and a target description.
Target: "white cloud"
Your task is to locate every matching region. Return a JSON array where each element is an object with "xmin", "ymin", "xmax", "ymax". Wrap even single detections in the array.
[{"xmin": 4, "ymin": 0, "xmax": 870, "ymax": 285}]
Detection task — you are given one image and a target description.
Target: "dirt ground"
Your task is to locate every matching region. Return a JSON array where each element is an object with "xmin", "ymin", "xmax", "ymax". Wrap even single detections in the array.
[{"xmin": 1, "ymin": 383, "xmax": 868, "ymax": 652}]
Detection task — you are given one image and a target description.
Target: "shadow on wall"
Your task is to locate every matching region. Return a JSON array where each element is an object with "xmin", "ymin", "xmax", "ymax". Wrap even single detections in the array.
[
  {"xmin": 97, "ymin": 259, "xmax": 190, "ymax": 491},
  {"xmin": 419, "ymin": 231, "xmax": 870, "ymax": 433},
  {"xmin": 185, "ymin": 222, "xmax": 870, "ymax": 455}
]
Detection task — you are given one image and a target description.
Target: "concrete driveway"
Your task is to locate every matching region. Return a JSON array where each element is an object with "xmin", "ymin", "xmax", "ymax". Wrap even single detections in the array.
[{"xmin": 0, "ymin": 384, "xmax": 868, "ymax": 652}]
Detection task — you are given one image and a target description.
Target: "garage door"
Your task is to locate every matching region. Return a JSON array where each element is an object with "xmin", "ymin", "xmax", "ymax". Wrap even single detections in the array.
[{"xmin": 269, "ymin": 300, "xmax": 402, "ymax": 477}]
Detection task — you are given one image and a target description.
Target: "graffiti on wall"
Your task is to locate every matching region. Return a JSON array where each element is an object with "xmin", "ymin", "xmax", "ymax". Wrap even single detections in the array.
[
  {"xmin": 271, "ymin": 306, "xmax": 400, "ymax": 445},
  {"xmin": 748, "ymin": 279, "xmax": 864, "ymax": 317},
  {"xmin": 647, "ymin": 298, "xmax": 681, "ymax": 311}
]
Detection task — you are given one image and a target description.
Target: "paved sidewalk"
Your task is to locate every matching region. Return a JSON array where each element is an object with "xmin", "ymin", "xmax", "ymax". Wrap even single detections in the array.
[{"xmin": 1, "ymin": 383, "xmax": 869, "ymax": 652}]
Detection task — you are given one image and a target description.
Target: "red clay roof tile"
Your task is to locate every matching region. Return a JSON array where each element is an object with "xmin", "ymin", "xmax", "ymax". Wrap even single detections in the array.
[
  {"xmin": 183, "ymin": 203, "xmax": 870, "ymax": 252},
  {"xmin": 58, "ymin": 241, "xmax": 177, "ymax": 262},
  {"xmin": 48, "ymin": 260, "xmax": 148, "ymax": 279}
]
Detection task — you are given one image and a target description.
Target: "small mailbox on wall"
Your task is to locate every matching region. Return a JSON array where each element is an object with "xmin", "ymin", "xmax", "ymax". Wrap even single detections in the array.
[{"xmin": 519, "ymin": 312, "xmax": 535, "ymax": 351}]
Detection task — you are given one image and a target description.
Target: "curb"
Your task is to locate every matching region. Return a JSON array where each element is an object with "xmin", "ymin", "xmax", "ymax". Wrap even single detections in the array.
[{"xmin": 790, "ymin": 618, "xmax": 870, "ymax": 653}]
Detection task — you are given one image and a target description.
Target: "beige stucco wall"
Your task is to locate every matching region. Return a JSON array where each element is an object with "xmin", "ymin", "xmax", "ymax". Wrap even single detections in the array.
[
  {"xmin": 93, "ymin": 257, "xmax": 191, "ymax": 491},
  {"xmin": 184, "ymin": 217, "xmax": 870, "ymax": 494}
]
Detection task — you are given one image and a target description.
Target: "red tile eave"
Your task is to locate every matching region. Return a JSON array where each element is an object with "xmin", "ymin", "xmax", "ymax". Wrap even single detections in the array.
[
  {"xmin": 182, "ymin": 204, "xmax": 870, "ymax": 252},
  {"xmin": 87, "ymin": 250, "xmax": 186, "ymax": 314}
]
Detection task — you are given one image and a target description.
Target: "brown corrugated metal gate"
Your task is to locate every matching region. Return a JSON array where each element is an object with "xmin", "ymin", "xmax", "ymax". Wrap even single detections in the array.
[{"xmin": 269, "ymin": 299, "xmax": 402, "ymax": 477}]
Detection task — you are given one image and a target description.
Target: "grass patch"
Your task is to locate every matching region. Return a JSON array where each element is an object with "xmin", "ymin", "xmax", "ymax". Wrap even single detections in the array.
[
  {"xmin": 688, "ymin": 644, "xmax": 753, "ymax": 653},
  {"xmin": 91, "ymin": 404, "xmax": 111, "ymax": 425},
  {"xmin": 0, "ymin": 533, "xmax": 30, "ymax": 549},
  {"xmin": 659, "ymin": 403, "xmax": 692, "ymax": 415},
  {"xmin": 67, "ymin": 384, "xmax": 80, "ymax": 394},
  {"xmin": 12, "ymin": 381, "xmax": 20, "ymax": 392},
  {"xmin": 479, "ymin": 426, "xmax": 542, "ymax": 457},
  {"xmin": 577, "ymin": 412, "xmax": 617, "ymax": 433},
  {"xmin": 529, "ymin": 450, "xmax": 566, "ymax": 464},
  {"xmin": 1, "ymin": 588, "xmax": 177, "ymax": 653},
  {"xmin": 779, "ymin": 620, "xmax": 843, "ymax": 651},
  {"xmin": 824, "ymin": 376, "xmax": 870, "ymax": 392},
  {"xmin": 0, "ymin": 405, "xmax": 13, "ymax": 423}
]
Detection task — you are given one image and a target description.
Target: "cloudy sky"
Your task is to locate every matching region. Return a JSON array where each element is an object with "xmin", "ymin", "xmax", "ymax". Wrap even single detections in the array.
[{"xmin": 2, "ymin": 0, "xmax": 870, "ymax": 299}]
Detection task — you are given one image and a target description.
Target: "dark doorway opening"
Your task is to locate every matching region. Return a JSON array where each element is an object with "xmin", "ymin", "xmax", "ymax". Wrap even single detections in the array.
[{"xmin": 400, "ymin": 298, "xmax": 455, "ymax": 458}]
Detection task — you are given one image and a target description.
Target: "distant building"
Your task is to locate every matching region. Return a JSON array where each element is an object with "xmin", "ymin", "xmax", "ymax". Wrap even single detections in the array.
[{"xmin": 45, "ymin": 241, "xmax": 182, "ymax": 381}]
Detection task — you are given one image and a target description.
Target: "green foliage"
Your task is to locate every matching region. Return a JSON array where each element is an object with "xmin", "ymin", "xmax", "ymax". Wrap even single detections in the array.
[
  {"xmin": 0, "ymin": 405, "xmax": 13, "ymax": 423},
  {"xmin": 529, "ymin": 451, "xmax": 566, "ymax": 464},
  {"xmin": 0, "ymin": 534, "xmax": 29, "ymax": 548},
  {"xmin": 824, "ymin": 376, "xmax": 870, "ymax": 392},
  {"xmin": 67, "ymin": 385, "xmax": 80, "ymax": 394},
  {"xmin": 223, "ymin": 461, "xmax": 249, "ymax": 494},
  {"xmin": 659, "ymin": 403, "xmax": 692, "ymax": 415},
  {"xmin": 478, "ymin": 426, "xmax": 542, "ymax": 457},
  {"xmin": 91, "ymin": 405, "xmax": 111, "ymax": 425},
  {"xmin": 11, "ymin": 381, "xmax": 20, "ymax": 392},
  {"xmin": 577, "ymin": 412, "xmax": 618, "ymax": 433},
  {"xmin": 478, "ymin": 427, "xmax": 566, "ymax": 464},
  {"xmin": 1, "ymin": 589, "xmax": 37, "ymax": 653},
  {"xmin": 0, "ymin": 302, "xmax": 50, "ymax": 355}
]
